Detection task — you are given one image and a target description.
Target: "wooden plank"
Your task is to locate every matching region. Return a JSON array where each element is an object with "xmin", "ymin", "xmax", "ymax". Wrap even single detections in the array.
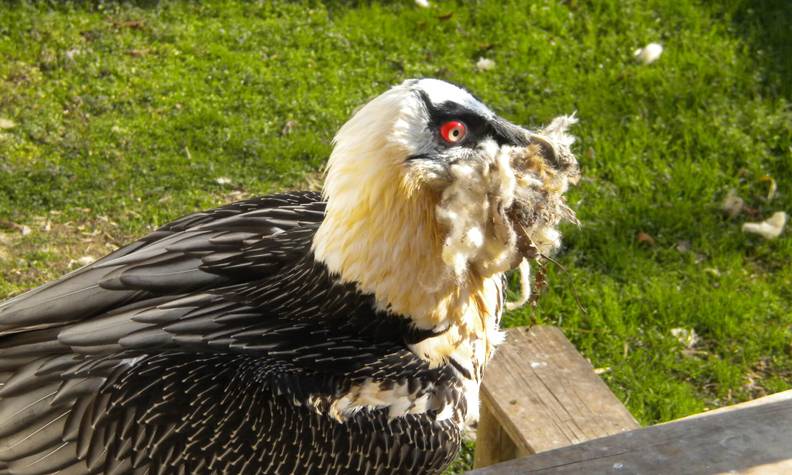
[
  {"xmin": 467, "ymin": 391, "xmax": 792, "ymax": 474},
  {"xmin": 474, "ymin": 326, "xmax": 638, "ymax": 467},
  {"xmin": 473, "ymin": 399, "xmax": 518, "ymax": 468}
]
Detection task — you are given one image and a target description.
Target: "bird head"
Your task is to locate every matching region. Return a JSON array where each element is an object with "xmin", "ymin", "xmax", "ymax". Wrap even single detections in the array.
[{"xmin": 313, "ymin": 79, "xmax": 579, "ymax": 328}]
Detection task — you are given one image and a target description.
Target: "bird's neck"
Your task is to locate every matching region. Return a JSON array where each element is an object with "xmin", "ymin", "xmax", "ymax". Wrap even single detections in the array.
[{"xmin": 313, "ymin": 186, "xmax": 504, "ymax": 366}]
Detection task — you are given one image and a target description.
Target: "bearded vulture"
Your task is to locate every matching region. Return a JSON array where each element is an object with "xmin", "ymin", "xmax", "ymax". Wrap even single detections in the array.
[{"xmin": 0, "ymin": 79, "xmax": 579, "ymax": 475}]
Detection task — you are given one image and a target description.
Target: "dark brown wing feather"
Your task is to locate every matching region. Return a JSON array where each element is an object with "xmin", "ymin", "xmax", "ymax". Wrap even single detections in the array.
[
  {"xmin": 0, "ymin": 191, "xmax": 463, "ymax": 475},
  {"xmin": 0, "ymin": 191, "xmax": 322, "ymax": 335}
]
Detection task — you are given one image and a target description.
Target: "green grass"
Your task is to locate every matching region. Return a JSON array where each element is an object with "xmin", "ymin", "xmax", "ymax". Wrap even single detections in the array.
[{"xmin": 1, "ymin": 0, "xmax": 790, "ymax": 470}]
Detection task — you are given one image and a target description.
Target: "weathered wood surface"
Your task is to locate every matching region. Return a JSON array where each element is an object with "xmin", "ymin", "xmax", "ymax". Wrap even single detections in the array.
[
  {"xmin": 468, "ymin": 390, "xmax": 792, "ymax": 474},
  {"xmin": 474, "ymin": 399, "xmax": 518, "ymax": 467},
  {"xmin": 474, "ymin": 326, "xmax": 639, "ymax": 468}
]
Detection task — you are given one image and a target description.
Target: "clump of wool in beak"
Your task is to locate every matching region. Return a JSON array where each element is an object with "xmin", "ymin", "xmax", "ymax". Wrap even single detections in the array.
[{"xmin": 435, "ymin": 115, "xmax": 579, "ymax": 308}]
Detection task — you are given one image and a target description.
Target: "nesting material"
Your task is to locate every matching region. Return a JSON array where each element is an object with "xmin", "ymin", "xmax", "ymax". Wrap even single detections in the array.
[
  {"xmin": 77, "ymin": 255, "xmax": 95, "ymax": 266},
  {"xmin": 506, "ymin": 115, "xmax": 580, "ymax": 258},
  {"xmin": 436, "ymin": 115, "xmax": 580, "ymax": 304},
  {"xmin": 476, "ymin": 57, "xmax": 496, "ymax": 72},
  {"xmin": 634, "ymin": 43, "xmax": 663, "ymax": 64},
  {"xmin": 742, "ymin": 211, "xmax": 787, "ymax": 240},
  {"xmin": 436, "ymin": 144, "xmax": 516, "ymax": 278},
  {"xmin": 671, "ymin": 328, "xmax": 699, "ymax": 349},
  {"xmin": 506, "ymin": 258, "xmax": 532, "ymax": 311},
  {"xmin": 69, "ymin": 255, "xmax": 96, "ymax": 269}
]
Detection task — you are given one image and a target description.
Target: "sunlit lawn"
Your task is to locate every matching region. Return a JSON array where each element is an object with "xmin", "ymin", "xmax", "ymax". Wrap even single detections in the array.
[{"xmin": 1, "ymin": 1, "xmax": 790, "ymax": 471}]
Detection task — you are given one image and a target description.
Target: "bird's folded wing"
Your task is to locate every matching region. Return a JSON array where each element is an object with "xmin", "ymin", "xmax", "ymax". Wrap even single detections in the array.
[
  {"xmin": 0, "ymin": 191, "xmax": 450, "ymax": 475},
  {"xmin": 0, "ymin": 191, "xmax": 324, "ymax": 336}
]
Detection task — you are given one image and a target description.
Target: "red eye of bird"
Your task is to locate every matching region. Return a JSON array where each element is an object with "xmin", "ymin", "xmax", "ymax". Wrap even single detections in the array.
[{"xmin": 439, "ymin": 120, "xmax": 467, "ymax": 144}]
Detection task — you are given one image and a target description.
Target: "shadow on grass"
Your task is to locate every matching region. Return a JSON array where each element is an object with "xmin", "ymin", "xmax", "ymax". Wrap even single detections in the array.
[{"xmin": 720, "ymin": 0, "xmax": 792, "ymax": 100}]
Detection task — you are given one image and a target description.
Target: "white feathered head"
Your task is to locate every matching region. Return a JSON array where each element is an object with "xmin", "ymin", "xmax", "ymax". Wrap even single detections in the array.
[{"xmin": 314, "ymin": 79, "xmax": 579, "ymax": 326}]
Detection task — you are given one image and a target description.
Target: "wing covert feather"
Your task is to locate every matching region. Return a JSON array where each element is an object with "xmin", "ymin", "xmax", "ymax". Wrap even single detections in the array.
[{"xmin": 0, "ymin": 191, "xmax": 323, "ymax": 336}]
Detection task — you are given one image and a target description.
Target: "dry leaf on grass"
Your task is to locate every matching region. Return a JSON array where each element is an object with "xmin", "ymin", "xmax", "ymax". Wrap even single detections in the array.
[
  {"xmin": 280, "ymin": 120, "xmax": 297, "ymax": 136},
  {"xmin": 721, "ymin": 189, "xmax": 744, "ymax": 218},
  {"xmin": 636, "ymin": 231, "xmax": 655, "ymax": 246},
  {"xmin": 759, "ymin": 175, "xmax": 777, "ymax": 202}
]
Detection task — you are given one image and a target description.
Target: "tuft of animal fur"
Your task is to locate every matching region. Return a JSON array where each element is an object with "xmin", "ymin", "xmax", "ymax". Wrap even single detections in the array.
[{"xmin": 436, "ymin": 115, "xmax": 580, "ymax": 291}]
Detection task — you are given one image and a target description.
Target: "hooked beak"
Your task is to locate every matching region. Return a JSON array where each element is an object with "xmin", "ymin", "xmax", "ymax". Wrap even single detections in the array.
[{"xmin": 491, "ymin": 117, "xmax": 579, "ymax": 183}]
